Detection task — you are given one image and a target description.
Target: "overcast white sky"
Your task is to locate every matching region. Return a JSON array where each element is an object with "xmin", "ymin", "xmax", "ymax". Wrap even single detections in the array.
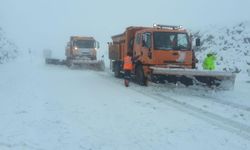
[{"xmin": 1, "ymin": 0, "xmax": 250, "ymax": 56}]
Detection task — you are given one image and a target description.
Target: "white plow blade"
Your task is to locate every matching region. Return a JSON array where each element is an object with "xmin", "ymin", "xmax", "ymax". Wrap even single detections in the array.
[
  {"xmin": 72, "ymin": 59, "xmax": 100, "ymax": 64},
  {"xmin": 72, "ymin": 60, "xmax": 105, "ymax": 71},
  {"xmin": 150, "ymin": 67, "xmax": 236, "ymax": 90}
]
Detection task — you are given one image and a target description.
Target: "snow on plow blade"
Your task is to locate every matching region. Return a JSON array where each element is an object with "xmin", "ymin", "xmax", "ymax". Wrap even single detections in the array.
[
  {"xmin": 150, "ymin": 67, "xmax": 236, "ymax": 90},
  {"xmin": 70, "ymin": 59, "xmax": 105, "ymax": 71}
]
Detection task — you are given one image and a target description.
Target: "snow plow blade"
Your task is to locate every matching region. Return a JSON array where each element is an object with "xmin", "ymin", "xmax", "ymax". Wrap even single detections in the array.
[
  {"xmin": 45, "ymin": 58, "xmax": 66, "ymax": 65},
  {"xmin": 150, "ymin": 67, "xmax": 236, "ymax": 90},
  {"xmin": 45, "ymin": 58, "xmax": 105, "ymax": 71},
  {"xmin": 69, "ymin": 59, "xmax": 105, "ymax": 71}
]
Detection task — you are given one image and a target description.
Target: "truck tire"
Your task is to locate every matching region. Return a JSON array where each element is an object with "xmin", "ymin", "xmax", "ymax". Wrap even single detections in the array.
[
  {"xmin": 114, "ymin": 61, "xmax": 121, "ymax": 78},
  {"xmin": 136, "ymin": 65, "xmax": 147, "ymax": 86}
]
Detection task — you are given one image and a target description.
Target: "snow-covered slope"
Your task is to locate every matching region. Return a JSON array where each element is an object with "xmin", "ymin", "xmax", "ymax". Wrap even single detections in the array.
[
  {"xmin": 193, "ymin": 21, "xmax": 250, "ymax": 73},
  {"xmin": 0, "ymin": 27, "xmax": 18, "ymax": 64}
]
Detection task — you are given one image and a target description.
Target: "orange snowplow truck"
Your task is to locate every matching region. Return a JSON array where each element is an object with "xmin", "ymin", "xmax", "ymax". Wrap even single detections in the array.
[
  {"xmin": 64, "ymin": 36, "xmax": 104, "ymax": 71},
  {"xmin": 109, "ymin": 24, "xmax": 236, "ymax": 89},
  {"xmin": 109, "ymin": 24, "xmax": 197, "ymax": 85},
  {"xmin": 65, "ymin": 36, "xmax": 98, "ymax": 62}
]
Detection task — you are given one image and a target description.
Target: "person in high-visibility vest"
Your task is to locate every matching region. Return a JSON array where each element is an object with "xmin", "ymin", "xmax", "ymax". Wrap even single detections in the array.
[
  {"xmin": 123, "ymin": 51, "xmax": 133, "ymax": 87},
  {"xmin": 203, "ymin": 53, "xmax": 216, "ymax": 70}
]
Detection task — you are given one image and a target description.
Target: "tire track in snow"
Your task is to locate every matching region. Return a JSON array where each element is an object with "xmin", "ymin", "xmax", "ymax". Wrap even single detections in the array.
[
  {"xmin": 148, "ymin": 82, "xmax": 250, "ymax": 112},
  {"xmin": 78, "ymin": 70, "xmax": 250, "ymax": 140},
  {"xmin": 193, "ymin": 94, "xmax": 250, "ymax": 112},
  {"xmin": 132, "ymin": 87, "xmax": 250, "ymax": 141},
  {"xmin": 101, "ymin": 70, "xmax": 250, "ymax": 112}
]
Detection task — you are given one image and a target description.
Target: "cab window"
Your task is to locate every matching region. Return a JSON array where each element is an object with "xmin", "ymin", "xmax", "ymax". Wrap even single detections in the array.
[
  {"xmin": 135, "ymin": 33, "xmax": 141, "ymax": 45},
  {"xmin": 153, "ymin": 32, "xmax": 189, "ymax": 50},
  {"xmin": 177, "ymin": 34, "xmax": 188, "ymax": 49},
  {"xmin": 142, "ymin": 32, "xmax": 151, "ymax": 48}
]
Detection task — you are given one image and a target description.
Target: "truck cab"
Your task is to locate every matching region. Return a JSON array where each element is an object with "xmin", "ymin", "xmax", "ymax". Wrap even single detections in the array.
[
  {"xmin": 66, "ymin": 36, "xmax": 100, "ymax": 60},
  {"xmin": 133, "ymin": 25, "xmax": 193, "ymax": 69},
  {"xmin": 109, "ymin": 24, "xmax": 196, "ymax": 85}
]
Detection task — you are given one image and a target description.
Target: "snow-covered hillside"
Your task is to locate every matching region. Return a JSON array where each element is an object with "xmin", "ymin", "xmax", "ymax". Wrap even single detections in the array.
[
  {"xmin": 193, "ymin": 21, "xmax": 250, "ymax": 73},
  {"xmin": 0, "ymin": 27, "xmax": 18, "ymax": 64}
]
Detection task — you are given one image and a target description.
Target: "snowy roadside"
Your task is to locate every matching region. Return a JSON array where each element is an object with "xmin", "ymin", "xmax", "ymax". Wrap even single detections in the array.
[
  {"xmin": 101, "ymin": 70, "xmax": 250, "ymax": 139},
  {"xmin": 0, "ymin": 55, "xmax": 250, "ymax": 150},
  {"xmin": 138, "ymin": 74, "xmax": 250, "ymax": 126}
]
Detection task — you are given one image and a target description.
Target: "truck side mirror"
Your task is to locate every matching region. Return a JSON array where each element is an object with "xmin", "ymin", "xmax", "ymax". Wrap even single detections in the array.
[{"xmin": 195, "ymin": 38, "xmax": 201, "ymax": 47}]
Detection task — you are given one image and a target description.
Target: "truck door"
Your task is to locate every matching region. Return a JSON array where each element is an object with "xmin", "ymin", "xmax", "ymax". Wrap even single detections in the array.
[
  {"xmin": 141, "ymin": 32, "xmax": 153, "ymax": 64},
  {"xmin": 172, "ymin": 33, "xmax": 192, "ymax": 65},
  {"xmin": 133, "ymin": 33, "xmax": 142, "ymax": 57}
]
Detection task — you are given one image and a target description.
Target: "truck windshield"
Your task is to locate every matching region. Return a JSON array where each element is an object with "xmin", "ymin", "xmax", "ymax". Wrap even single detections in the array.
[
  {"xmin": 74, "ymin": 40, "xmax": 95, "ymax": 48},
  {"xmin": 153, "ymin": 32, "xmax": 189, "ymax": 50}
]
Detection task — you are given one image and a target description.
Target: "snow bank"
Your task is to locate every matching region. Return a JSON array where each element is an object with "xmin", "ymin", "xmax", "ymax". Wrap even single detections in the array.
[
  {"xmin": 193, "ymin": 21, "xmax": 250, "ymax": 73},
  {"xmin": 0, "ymin": 27, "xmax": 18, "ymax": 64}
]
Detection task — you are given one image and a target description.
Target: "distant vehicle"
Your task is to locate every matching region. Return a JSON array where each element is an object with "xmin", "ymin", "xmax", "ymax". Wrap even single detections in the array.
[
  {"xmin": 45, "ymin": 36, "xmax": 104, "ymax": 71},
  {"xmin": 65, "ymin": 36, "xmax": 104, "ymax": 70},
  {"xmin": 108, "ymin": 24, "xmax": 236, "ymax": 90}
]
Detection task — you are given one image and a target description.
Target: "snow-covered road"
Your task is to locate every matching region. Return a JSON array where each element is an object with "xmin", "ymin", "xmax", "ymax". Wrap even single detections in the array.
[{"xmin": 0, "ymin": 55, "xmax": 250, "ymax": 150}]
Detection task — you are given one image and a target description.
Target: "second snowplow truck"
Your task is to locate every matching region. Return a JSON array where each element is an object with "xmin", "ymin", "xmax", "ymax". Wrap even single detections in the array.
[
  {"xmin": 109, "ymin": 24, "xmax": 236, "ymax": 90},
  {"xmin": 65, "ymin": 36, "xmax": 104, "ymax": 70}
]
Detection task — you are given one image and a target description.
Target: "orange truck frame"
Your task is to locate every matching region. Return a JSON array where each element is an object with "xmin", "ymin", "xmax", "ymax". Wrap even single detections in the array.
[
  {"xmin": 109, "ymin": 24, "xmax": 198, "ymax": 85},
  {"xmin": 108, "ymin": 24, "xmax": 235, "ymax": 89}
]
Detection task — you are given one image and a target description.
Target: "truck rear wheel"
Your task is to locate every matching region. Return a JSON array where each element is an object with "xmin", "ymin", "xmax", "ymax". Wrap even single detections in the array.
[{"xmin": 136, "ymin": 65, "xmax": 147, "ymax": 86}]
